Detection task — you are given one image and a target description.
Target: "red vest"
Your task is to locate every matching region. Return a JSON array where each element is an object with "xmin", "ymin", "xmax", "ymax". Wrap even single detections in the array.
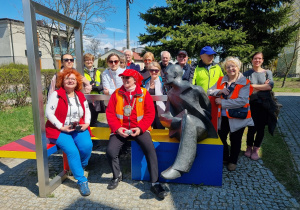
[{"xmin": 46, "ymin": 87, "xmax": 91, "ymax": 139}]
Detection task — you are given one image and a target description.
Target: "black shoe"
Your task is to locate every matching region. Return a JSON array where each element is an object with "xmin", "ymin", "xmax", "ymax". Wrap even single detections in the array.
[
  {"xmin": 150, "ymin": 183, "xmax": 168, "ymax": 200},
  {"xmin": 107, "ymin": 173, "xmax": 122, "ymax": 190}
]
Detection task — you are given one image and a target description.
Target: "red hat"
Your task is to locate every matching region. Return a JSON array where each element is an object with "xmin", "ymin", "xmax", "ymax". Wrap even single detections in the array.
[{"xmin": 119, "ymin": 69, "xmax": 144, "ymax": 86}]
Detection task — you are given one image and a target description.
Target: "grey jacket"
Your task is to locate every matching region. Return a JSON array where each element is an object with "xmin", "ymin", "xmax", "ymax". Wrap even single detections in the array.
[{"xmin": 207, "ymin": 73, "xmax": 254, "ymax": 132}]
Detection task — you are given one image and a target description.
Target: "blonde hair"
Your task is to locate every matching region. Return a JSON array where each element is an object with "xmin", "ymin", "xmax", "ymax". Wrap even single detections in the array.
[
  {"xmin": 223, "ymin": 56, "xmax": 242, "ymax": 70},
  {"xmin": 84, "ymin": 53, "xmax": 94, "ymax": 61},
  {"xmin": 148, "ymin": 61, "xmax": 161, "ymax": 76},
  {"xmin": 143, "ymin": 52, "xmax": 155, "ymax": 61}
]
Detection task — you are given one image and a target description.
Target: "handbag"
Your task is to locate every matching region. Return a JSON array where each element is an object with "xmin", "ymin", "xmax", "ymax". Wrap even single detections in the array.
[{"xmin": 228, "ymin": 107, "xmax": 248, "ymax": 119}]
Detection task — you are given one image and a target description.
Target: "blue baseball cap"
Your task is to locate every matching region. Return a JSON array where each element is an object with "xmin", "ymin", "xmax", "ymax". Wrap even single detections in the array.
[{"xmin": 200, "ymin": 46, "xmax": 217, "ymax": 55}]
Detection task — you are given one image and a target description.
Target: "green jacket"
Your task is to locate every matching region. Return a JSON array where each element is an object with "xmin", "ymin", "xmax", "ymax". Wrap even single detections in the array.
[
  {"xmin": 84, "ymin": 68, "xmax": 102, "ymax": 94},
  {"xmin": 192, "ymin": 62, "xmax": 223, "ymax": 93}
]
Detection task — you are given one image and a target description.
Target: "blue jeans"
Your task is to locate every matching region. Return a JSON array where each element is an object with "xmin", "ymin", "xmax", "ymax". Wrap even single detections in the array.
[{"xmin": 52, "ymin": 130, "xmax": 92, "ymax": 183}]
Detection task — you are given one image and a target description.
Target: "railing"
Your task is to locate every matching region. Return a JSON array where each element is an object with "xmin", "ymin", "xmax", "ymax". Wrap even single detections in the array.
[{"xmin": 84, "ymin": 94, "xmax": 168, "ymax": 102}]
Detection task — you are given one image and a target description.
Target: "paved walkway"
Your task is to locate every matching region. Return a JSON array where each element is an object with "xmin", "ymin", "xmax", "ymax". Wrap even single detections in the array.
[
  {"xmin": 275, "ymin": 92, "xmax": 300, "ymax": 182},
  {"xmin": 0, "ymin": 93, "xmax": 299, "ymax": 209}
]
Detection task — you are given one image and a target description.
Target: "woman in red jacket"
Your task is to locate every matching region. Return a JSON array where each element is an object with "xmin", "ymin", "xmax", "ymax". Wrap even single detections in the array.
[
  {"xmin": 105, "ymin": 69, "xmax": 168, "ymax": 200},
  {"xmin": 46, "ymin": 69, "xmax": 92, "ymax": 196}
]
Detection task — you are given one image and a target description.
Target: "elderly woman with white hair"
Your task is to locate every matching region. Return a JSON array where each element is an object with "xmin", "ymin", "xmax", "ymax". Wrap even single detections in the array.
[{"xmin": 207, "ymin": 57, "xmax": 254, "ymax": 171}]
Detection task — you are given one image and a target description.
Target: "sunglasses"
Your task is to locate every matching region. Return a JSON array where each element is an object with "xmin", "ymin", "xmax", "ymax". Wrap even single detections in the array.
[
  {"xmin": 63, "ymin": 58, "xmax": 74, "ymax": 62},
  {"xmin": 122, "ymin": 76, "xmax": 131, "ymax": 80},
  {"xmin": 64, "ymin": 77, "xmax": 76, "ymax": 81},
  {"xmin": 108, "ymin": 60, "xmax": 119, "ymax": 64},
  {"xmin": 144, "ymin": 59, "xmax": 152, "ymax": 63},
  {"xmin": 177, "ymin": 55, "xmax": 186, "ymax": 58},
  {"xmin": 149, "ymin": 69, "xmax": 159, "ymax": 74}
]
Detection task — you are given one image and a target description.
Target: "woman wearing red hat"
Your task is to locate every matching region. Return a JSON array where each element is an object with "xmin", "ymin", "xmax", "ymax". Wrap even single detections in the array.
[{"xmin": 105, "ymin": 69, "xmax": 168, "ymax": 200}]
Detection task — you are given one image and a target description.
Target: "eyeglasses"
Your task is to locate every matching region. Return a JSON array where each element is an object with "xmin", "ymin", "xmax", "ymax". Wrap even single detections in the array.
[
  {"xmin": 64, "ymin": 77, "xmax": 76, "ymax": 81},
  {"xmin": 120, "ymin": 62, "xmax": 125, "ymax": 64},
  {"xmin": 121, "ymin": 76, "xmax": 131, "ymax": 80},
  {"xmin": 149, "ymin": 69, "xmax": 159, "ymax": 74},
  {"xmin": 226, "ymin": 65, "xmax": 237, "ymax": 69},
  {"xmin": 177, "ymin": 55, "xmax": 186, "ymax": 58},
  {"xmin": 144, "ymin": 59, "xmax": 152, "ymax": 63},
  {"xmin": 108, "ymin": 60, "xmax": 119, "ymax": 64},
  {"xmin": 63, "ymin": 58, "xmax": 74, "ymax": 62}
]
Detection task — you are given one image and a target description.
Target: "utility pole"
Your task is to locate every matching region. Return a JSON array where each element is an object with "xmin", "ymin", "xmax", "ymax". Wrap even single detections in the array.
[{"xmin": 126, "ymin": 0, "xmax": 133, "ymax": 49}]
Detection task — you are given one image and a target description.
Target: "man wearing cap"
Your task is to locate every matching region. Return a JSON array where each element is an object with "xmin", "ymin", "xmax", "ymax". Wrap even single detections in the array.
[
  {"xmin": 124, "ymin": 49, "xmax": 140, "ymax": 72},
  {"xmin": 175, "ymin": 50, "xmax": 194, "ymax": 83},
  {"xmin": 192, "ymin": 46, "xmax": 223, "ymax": 92}
]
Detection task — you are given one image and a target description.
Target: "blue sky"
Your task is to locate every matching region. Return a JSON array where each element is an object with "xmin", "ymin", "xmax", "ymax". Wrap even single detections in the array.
[{"xmin": 1, "ymin": 0, "xmax": 167, "ymax": 54}]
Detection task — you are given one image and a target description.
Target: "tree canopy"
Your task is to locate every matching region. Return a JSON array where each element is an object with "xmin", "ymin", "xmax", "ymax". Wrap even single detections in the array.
[{"xmin": 139, "ymin": 0, "xmax": 300, "ymax": 63}]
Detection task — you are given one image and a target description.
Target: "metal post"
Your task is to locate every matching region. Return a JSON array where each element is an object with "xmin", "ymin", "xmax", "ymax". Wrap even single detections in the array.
[
  {"xmin": 22, "ymin": 0, "xmax": 83, "ymax": 197},
  {"xmin": 74, "ymin": 26, "xmax": 84, "ymax": 74},
  {"xmin": 126, "ymin": 0, "xmax": 130, "ymax": 49},
  {"xmin": 22, "ymin": 0, "xmax": 50, "ymax": 197}
]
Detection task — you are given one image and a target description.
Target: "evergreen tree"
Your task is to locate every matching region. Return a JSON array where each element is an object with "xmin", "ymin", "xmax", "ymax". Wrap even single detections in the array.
[{"xmin": 139, "ymin": 0, "xmax": 300, "ymax": 63}]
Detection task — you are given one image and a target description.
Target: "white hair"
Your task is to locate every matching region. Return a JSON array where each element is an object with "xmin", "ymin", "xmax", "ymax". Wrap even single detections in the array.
[
  {"xmin": 224, "ymin": 56, "xmax": 242, "ymax": 69},
  {"xmin": 161, "ymin": 51, "xmax": 171, "ymax": 59},
  {"xmin": 124, "ymin": 49, "xmax": 133, "ymax": 56}
]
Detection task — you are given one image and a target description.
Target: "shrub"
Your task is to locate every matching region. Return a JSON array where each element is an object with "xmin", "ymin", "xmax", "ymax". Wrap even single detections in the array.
[{"xmin": 0, "ymin": 64, "xmax": 56, "ymax": 108}]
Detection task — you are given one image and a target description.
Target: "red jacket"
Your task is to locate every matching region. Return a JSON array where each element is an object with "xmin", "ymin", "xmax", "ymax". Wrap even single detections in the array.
[
  {"xmin": 106, "ymin": 85, "xmax": 155, "ymax": 133},
  {"xmin": 46, "ymin": 87, "xmax": 91, "ymax": 139}
]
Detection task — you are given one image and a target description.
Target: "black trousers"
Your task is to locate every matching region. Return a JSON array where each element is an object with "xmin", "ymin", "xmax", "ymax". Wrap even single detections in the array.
[
  {"xmin": 88, "ymin": 102, "xmax": 99, "ymax": 127},
  {"xmin": 106, "ymin": 132, "xmax": 159, "ymax": 183},
  {"xmin": 218, "ymin": 117, "xmax": 245, "ymax": 164},
  {"xmin": 247, "ymin": 101, "xmax": 267, "ymax": 147}
]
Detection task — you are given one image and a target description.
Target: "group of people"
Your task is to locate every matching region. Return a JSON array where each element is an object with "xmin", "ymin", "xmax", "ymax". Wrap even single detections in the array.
[{"xmin": 44, "ymin": 46, "xmax": 274, "ymax": 198}]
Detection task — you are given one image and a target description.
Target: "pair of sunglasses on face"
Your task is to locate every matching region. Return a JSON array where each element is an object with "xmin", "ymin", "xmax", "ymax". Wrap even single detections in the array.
[
  {"xmin": 149, "ymin": 69, "xmax": 159, "ymax": 73},
  {"xmin": 63, "ymin": 58, "xmax": 74, "ymax": 62},
  {"xmin": 108, "ymin": 60, "xmax": 119, "ymax": 64}
]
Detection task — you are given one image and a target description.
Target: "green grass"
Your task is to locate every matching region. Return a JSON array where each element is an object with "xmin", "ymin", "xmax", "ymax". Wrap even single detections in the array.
[
  {"xmin": 0, "ymin": 106, "xmax": 34, "ymax": 146},
  {"xmin": 273, "ymin": 77, "xmax": 300, "ymax": 92}
]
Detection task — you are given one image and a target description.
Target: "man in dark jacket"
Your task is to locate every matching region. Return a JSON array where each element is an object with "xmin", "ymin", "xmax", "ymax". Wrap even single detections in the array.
[
  {"xmin": 159, "ymin": 51, "xmax": 173, "ymax": 79},
  {"xmin": 124, "ymin": 49, "xmax": 140, "ymax": 72},
  {"xmin": 175, "ymin": 50, "xmax": 194, "ymax": 83}
]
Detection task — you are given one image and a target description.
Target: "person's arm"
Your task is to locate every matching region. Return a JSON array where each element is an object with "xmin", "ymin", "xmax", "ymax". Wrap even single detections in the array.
[
  {"xmin": 45, "ymin": 92, "xmax": 63, "ymax": 129},
  {"xmin": 48, "ymin": 74, "xmax": 57, "ymax": 98},
  {"xmin": 81, "ymin": 76, "xmax": 92, "ymax": 94},
  {"xmin": 80, "ymin": 100, "xmax": 91, "ymax": 131},
  {"xmin": 102, "ymin": 70, "xmax": 116, "ymax": 95},
  {"xmin": 252, "ymin": 83, "xmax": 272, "ymax": 91},
  {"xmin": 105, "ymin": 92, "xmax": 122, "ymax": 133},
  {"xmin": 136, "ymin": 64, "xmax": 141, "ymax": 72},
  {"xmin": 219, "ymin": 83, "xmax": 250, "ymax": 109}
]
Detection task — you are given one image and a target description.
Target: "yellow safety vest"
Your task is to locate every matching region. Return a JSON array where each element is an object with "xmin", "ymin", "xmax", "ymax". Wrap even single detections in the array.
[{"xmin": 84, "ymin": 68, "xmax": 101, "ymax": 94}]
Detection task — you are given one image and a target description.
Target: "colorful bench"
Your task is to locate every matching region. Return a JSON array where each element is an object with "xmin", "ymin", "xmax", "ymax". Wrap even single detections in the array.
[{"xmin": 90, "ymin": 127, "xmax": 222, "ymax": 186}]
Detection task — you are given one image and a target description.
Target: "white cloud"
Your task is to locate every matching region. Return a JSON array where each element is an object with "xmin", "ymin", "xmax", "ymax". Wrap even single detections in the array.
[
  {"xmin": 106, "ymin": 28, "xmax": 126, "ymax": 33},
  {"xmin": 92, "ymin": 17, "xmax": 105, "ymax": 23}
]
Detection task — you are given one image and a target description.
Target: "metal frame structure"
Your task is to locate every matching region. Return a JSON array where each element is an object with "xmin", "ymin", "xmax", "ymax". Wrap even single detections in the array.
[{"xmin": 22, "ymin": 0, "xmax": 84, "ymax": 197}]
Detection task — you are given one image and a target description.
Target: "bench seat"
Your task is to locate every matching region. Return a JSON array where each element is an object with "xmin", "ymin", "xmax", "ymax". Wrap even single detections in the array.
[
  {"xmin": 91, "ymin": 127, "xmax": 223, "ymax": 186},
  {"xmin": 0, "ymin": 135, "xmax": 58, "ymax": 159}
]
